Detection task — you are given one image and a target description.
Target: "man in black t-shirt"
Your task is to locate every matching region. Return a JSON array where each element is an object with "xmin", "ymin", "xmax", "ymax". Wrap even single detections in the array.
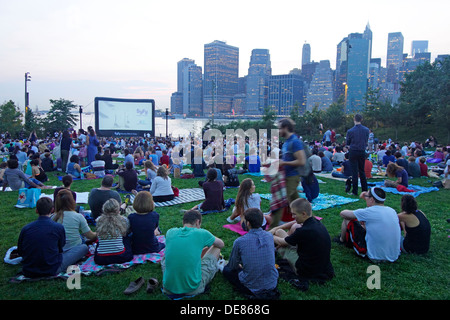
[{"xmin": 272, "ymin": 198, "xmax": 334, "ymax": 282}]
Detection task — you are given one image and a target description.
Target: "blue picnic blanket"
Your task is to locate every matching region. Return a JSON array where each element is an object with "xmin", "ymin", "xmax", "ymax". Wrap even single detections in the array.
[
  {"xmin": 260, "ymin": 192, "xmax": 359, "ymax": 211},
  {"xmin": 372, "ymin": 182, "xmax": 439, "ymax": 197}
]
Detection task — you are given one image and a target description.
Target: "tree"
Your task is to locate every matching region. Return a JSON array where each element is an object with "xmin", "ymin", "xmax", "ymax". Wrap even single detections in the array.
[
  {"xmin": 324, "ymin": 96, "xmax": 345, "ymax": 130},
  {"xmin": 42, "ymin": 99, "xmax": 78, "ymax": 134},
  {"xmin": 24, "ymin": 108, "xmax": 41, "ymax": 136},
  {"xmin": 0, "ymin": 100, "xmax": 23, "ymax": 136}
]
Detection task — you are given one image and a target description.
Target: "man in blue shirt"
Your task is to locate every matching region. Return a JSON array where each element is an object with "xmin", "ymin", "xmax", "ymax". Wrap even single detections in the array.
[
  {"xmin": 244, "ymin": 148, "xmax": 261, "ymax": 173},
  {"xmin": 346, "ymin": 114, "xmax": 370, "ymax": 196},
  {"xmin": 222, "ymin": 208, "xmax": 279, "ymax": 298},
  {"xmin": 279, "ymin": 118, "xmax": 306, "ymax": 204}
]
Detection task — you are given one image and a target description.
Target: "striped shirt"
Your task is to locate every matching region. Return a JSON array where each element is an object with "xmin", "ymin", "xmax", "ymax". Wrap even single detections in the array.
[{"xmin": 96, "ymin": 236, "xmax": 125, "ymax": 256}]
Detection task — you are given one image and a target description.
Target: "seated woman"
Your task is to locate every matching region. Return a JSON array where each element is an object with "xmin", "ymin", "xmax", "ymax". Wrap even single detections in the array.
[
  {"xmin": 198, "ymin": 163, "xmax": 223, "ymax": 187},
  {"xmin": 138, "ymin": 160, "xmax": 157, "ymax": 188},
  {"xmin": 382, "ymin": 150, "xmax": 396, "ymax": 167},
  {"xmin": 227, "ymin": 178, "xmax": 271, "ymax": 231},
  {"xmin": 30, "ymin": 158, "xmax": 48, "ymax": 183},
  {"xmin": 331, "ymin": 153, "xmax": 351, "ymax": 178},
  {"xmin": 331, "ymin": 146, "xmax": 345, "ymax": 165},
  {"xmin": 91, "ymin": 153, "xmax": 106, "ymax": 178},
  {"xmin": 67, "ymin": 155, "xmax": 82, "ymax": 179},
  {"xmin": 94, "ymin": 199, "xmax": 133, "ymax": 265},
  {"xmin": 117, "ymin": 162, "xmax": 138, "ymax": 192},
  {"xmin": 149, "ymin": 166, "xmax": 174, "ymax": 202},
  {"xmin": 101, "ymin": 148, "xmax": 119, "ymax": 170},
  {"xmin": 385, "ymin": 162, "xmax": 409, "ymax": 188},
  {"xmin": 192, "ymin": 168, "xmax": 225, "ymax": 212},
  {"xmin": 41, "ymin": 152, "xmax": 55, "ymax": 172},
  {"xmin": 398, "ymin": 195, "xmax": 431, "ymax": 254},
  {"xmin": 128, "ymin": 191, "xmax": 165, "ymax": 254},
  {"xmin": 52, "ymin": 189, "xmax": 97, "ymax": 250},
  {"xmin": 133, "ymin": 146, "xmax": 145, "ymax": 166}
]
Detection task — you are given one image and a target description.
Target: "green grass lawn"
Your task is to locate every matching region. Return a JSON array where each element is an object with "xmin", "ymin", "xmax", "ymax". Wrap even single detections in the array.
[{"xmin": 1, "ymin": 170, "xmax": 449, "ymax": 300}]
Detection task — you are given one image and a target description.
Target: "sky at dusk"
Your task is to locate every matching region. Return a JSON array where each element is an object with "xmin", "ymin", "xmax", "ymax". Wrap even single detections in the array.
[{"xmin": 1, "ymin": 0, "xmax": 449, "ymax": 112}]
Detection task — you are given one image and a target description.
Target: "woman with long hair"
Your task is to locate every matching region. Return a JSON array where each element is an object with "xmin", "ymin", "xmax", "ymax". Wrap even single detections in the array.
[
  {"xmin": 86, "ymin": 126, "xmax": 99, "ymax": 166},
  {"xmin": 94, "ymin": 199, "xmax": 133, "ymax": 265},
  {"xmin": 149, "ymin": 166, "xmax": 174, "ymax": 202},
  {"xmin": 138, "ymin": 160, "xmax": 157, "ymax": 188},
  {"xmin": 227, "ymin": 178, "xmax": 270, "ymax": 231},
  {"xmin": 52, "ymin": 189, "xmax": 96, "ymax": 250},
  {"xmin": 397, "ymin": 195, "xmax": 431, "ymax": 254},
  {"xmin": 385, "ymin": 162, "xmax": 409, "ymax": 188},
  {"xmin": 192, "ymin": 168, "xmax": 225, "ymax": 212}
]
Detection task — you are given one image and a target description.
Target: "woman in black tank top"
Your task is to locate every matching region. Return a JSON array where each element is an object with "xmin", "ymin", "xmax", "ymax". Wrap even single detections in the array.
[{"xmin": 398, "ymin": 195, "xmax": 431, "ymax": 254}]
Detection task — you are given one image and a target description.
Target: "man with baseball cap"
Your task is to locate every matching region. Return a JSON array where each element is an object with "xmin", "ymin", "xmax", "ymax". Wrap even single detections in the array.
[{"xmin": 335, "ymin": 187, "xmax": 401, "ymax": 263}]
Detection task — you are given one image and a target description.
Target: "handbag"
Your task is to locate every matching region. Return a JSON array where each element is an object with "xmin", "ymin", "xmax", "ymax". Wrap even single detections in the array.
[{"xmin": 15, "ymin": 188, "xmax": 41, "ymax": 208}]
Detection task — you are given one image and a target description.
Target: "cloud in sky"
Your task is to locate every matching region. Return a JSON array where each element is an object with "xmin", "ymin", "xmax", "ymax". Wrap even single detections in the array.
[{"xmin": 1, "ymin": 0, "xmax": 449, "ymax": 111}]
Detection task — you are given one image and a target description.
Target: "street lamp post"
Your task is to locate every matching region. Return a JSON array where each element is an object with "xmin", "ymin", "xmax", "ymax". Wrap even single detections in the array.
[
  {"xmin": 79, "ymin": 105, "xmax": 83, "ymax": 130},
  {"xmin": 165, "ymin": 108, "xmax": 169, "ymax": 138},
  {"xmin": 24, "ymin": 72, "xmax": 31, "ymax": 122}
]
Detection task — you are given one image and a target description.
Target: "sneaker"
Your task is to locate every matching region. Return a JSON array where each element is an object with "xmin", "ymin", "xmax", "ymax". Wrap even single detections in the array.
[{"xmin": 217, "ymin": 259, "xmax": 227, "ymax": 272}]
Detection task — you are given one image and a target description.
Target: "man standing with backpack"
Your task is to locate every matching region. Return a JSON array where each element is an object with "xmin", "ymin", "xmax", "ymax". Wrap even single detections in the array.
[
  {"xmin": 346, "ymin": 114, "xmax": 370, "ymax": 196},
  {"xmin": 278, "ymin": 118, "xmax": 308, "ymax": 206}
]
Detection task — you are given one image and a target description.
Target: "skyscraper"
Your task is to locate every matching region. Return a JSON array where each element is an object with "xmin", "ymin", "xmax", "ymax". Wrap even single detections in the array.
[
  {"xmin": 306, "ymin": 60, "xmax": 334, "ymax": 111},
  {"xmin": 368, "ymin": 58, "xmax": 382, "ymax": 90},
  {"xmin": 386, "ymin": 32, "xmax": 404, "ymax": 83},
  {"xmin": 182, "ymin": 63, "xmax": 203, "ymax": 116},
  {"xmin": 346, "ymin": 33, "xmax": 370, "ymax": 113},
  {"xmin": 203, "ymin": 40, "xmax": 239, "ymax": 117},
  {"xmin": 411, "ymin": 40, "xmax": 428, "ymax": 57},
  {"xmin": 334, "ymin": 37, "xmax": 348, "ymax": 102},
  {"xmin": 245, "ymin": 49, "xmax": 271, "ymax": 116},
  {"xmin": 177, "ymin": 58, "xmax": 195, "ymax": 93},
  {"xmin": 363, "ymin": 22, "xmax": 373, "ymax": 61},
  {"xmin": 268, "ymin": 74, "xmax": 305, "ymax": 116},
  {"xmin": 302, "ymin": 43, "xmax": 311, "ymax": 67}
]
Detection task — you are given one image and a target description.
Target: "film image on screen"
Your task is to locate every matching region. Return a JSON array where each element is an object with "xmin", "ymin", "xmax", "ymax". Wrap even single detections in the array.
[{"xmin": 95, "ymin": 97, "xmax": 155, "ymax": 137}]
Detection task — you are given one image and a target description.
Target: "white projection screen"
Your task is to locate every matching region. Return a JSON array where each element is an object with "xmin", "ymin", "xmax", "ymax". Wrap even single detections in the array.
[{"xmin": 94, "ymin": 97, "xmax": 155, "ymax": 137}]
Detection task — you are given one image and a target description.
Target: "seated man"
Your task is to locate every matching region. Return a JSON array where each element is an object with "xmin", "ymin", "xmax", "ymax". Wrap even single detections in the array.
[
  {"xmin": 17, "ymin": 197, "xmax": 86, "ymax": 278},
  {"xmin": 244, "ymin": 148, "xmax": 261, "ymax": 173},
  {"xmin": 272, "ymin": 198, "xmax": 334, "ymax": 283},
  {"xmin": 335, "ymin": 187, "xmax": 401, "ymax": 263},
  {"xmin": 88, "ymin": 175, "xmax": 122, "ymax": 219},
  {"xmin": 221, "ymin": 208, "xmax": 279, "ymax": 298},
  {"xmin": 54, "ymin": 175, "xmax": 77, "ymax": 202},
  {"xmin": 116, "ymin": 162, "xmax": 138, "ymax": 192},
  {"xmin": 319, "ymin": 151, "xmax": 333, "ymax": 173},
  {"xmin": 162, "ymin": 210, "xmax": 224, "ymax": 297}
]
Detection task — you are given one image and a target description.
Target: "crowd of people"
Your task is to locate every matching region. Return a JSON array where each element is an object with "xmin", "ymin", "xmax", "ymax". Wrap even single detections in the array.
[{"xmin": 2, "ymin": 113, "xmax": 447, "ymax": 299}]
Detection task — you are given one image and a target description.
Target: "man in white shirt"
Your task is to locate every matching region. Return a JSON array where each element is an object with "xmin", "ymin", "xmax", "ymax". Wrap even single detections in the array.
[
  {"xmin": 310, "ymin": 149, "xmax": 322, "ymax": 173},
  {"xmin": 335, "ymin": 187, "xmax": 401, "ymax": 263}
]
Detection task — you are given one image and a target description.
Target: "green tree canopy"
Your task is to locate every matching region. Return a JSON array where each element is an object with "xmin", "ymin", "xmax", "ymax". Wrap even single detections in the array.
[
  {"xmin": 43, "ymin": 98, "xmax": 78, "ymax": 134},
  {"xmin": 0, "ymin": 100, "xmax": 23, "ymax": 136}
]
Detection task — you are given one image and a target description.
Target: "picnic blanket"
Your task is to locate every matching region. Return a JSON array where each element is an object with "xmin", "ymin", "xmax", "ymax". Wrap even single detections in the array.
[
  {"xmin": 223, "ymin": 216, "xmax": 323, "ymax": 236},
  {"xmin": 40, "ymin": 192, "xmax": 90, "ymax": 204},
  {"xmin": 57, "ymin": 175, "xmax": 101, "ymax": 181},
  {"xmin": 260, "ymin": 192, "xmax": 359, "ymax": 211},
  {"xmin": 372, "ymin": 182, "xmax": 439, "ymax": 197},
  {"xmin": 154, "ymin": 188, "xmax": 205, "ymax": 207},
  {"xmin": 243, "ymin": 171, "xmax": 264, "ymax": 177},
  {"xmin": 9, "ymin": 236, "xmax": 165, "ymax": 283}
]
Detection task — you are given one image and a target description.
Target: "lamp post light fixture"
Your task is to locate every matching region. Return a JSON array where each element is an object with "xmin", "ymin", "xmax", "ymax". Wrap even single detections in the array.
[
  {"xmin": 165, "ymin": 108, "xmax": 169, "ymax": 138},
  {"xmin": 24, "ymin": 72, "xmax": 31, "ymax": 121},
  {"xmin": 79, "ymin": 105, "xmax": 83, "ymax": 130}
]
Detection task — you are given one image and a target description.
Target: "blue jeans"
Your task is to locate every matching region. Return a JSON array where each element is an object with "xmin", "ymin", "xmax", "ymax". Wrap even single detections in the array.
[
  {"xmin": 25, "ymin": 178, "xmax": 42, "ymax": 188},
  {"xmin": 331, "ymin": 172, "xmax": 350, "ymax": 179},
  {"xmin": 57, "ymin": 244, "xmax": 89, "ymax": 274},
  {"xmin": 138, "ymin": 179, "xmax": 152, "ymax": 187}
]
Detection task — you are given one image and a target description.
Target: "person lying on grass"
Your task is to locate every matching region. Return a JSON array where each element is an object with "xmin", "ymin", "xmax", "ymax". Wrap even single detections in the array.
[
  {"xmin": 335, "ymin": 187, "xmax": 401, "ymax": 263},
  {"xmin": 271, "ymin": 198, "xmax": 334, "ymax": 283}
]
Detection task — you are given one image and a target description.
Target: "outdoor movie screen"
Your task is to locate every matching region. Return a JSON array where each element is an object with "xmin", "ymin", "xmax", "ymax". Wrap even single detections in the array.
[{"xmin": 94, "ymin": 97, "xmax": 155, "ymax": 137}]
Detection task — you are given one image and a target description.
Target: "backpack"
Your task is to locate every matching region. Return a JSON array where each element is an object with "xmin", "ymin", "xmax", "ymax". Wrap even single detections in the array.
[
  {"xmin": 345, "ymin": 219, "xmax": 367, "ymax": 255},
  {"xmin": 287, "ymin": 137, "xmax": 311, "ymax": 177}
]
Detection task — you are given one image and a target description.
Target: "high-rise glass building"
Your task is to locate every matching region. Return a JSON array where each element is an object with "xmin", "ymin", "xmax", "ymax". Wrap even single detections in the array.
[
  {"xmin": 386, "ymin": 32, "xmax": 404, "ymax": 83},
  {"xmin": 177, "ymin": 58, "xmax": 195, "ymax": 93},
  {"xmin": 245, "ymin": 49, "xmax": 271, "ymax": 116},
  {"xmin": 363, "ymin": 22, "xmax": 373, "ymax": 61},
  {"xmin": 411, "ymin": 40, "xmax": 428, "ymax": 57},
  {"xmin": 203, "ymin": 40, "xmax": 239, "ymax": 116},
  {"xmin": 302, "ymin": 43, "xmax": 311, "ymax": 67},
  {"xmin": 182, "ymin": 63, "xmax": 203, "ymax": 116},
  {"xmin": 369, "ymin": 58, "xmax": 382, "ymax": 90},
  {"xmin": 334, "ymin": 37, "xmax": 348, "ymax": 102},
  {"xmin": 268, "ymin": 74, "xmax": 305, "ymax": 116},
  {"xmin": 306, "ymin": 60, "xmax": 334, "ymax": 111}
]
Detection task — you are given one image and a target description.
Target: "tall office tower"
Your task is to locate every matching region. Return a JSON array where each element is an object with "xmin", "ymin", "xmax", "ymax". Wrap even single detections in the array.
[
  {"xmin": 363, "ymin": 22, "xmax": 373, "ymax": 61},
  {"xmin": 302, "ymin": 42, "xmax": 311, "ymax": 67},
  {"xmin": 411, "ymin": 40, "xmax": 428, "ymax": 57},
  {"xmin": 306, "ymin": 60, "xmax": 334, "ymax": 111},
  {"xmin": 334, "ymin": 37, "xmax": 348, "ymax": 102},
  {"xmin": 268, "ymin": 74, "xmax": 305, "ymax": 116},
  {"xmin": 203, "ymin": 40, "xmax": 239, "ymax": 116},
  {"xmin": 400, "ymin": 52, "xmax": 431, "ymax": 82},
  {"xmin": 301, "ymin": 62, "xmax": 319, "ymax": 86},
  {"xmin": 368, "ymin": 58, "xmax": 382, "ymax": 90},
  {"xmin": 245, "ymin": 49, "xmax": 271, "ymax": 116},
  {"xmin": 386, "ymin": 32, "xmax": 404, "ymax": 83},
  {"xmin": 177, "ymin": 58, "xmax": 195, "ymax": 93},
  {"xmin": 435, "ymin": 54, "xmax": 450, "ymax": 63},
  {"xmin": 238, "ymin": 76, "xmax": 247, "ymax": 94},
  {"xmin": 182, "ymin": 63, "xmax": 203, "ymax": 116},
  {"xmin": 170, "ymin": 92, "xmax": 183, "ymax": 114}
]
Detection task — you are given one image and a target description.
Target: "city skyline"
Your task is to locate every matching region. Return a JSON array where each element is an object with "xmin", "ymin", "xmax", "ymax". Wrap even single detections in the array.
[{"xmin": 1, "ymin": 0, "xmax": 450, "ymax": 112}]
